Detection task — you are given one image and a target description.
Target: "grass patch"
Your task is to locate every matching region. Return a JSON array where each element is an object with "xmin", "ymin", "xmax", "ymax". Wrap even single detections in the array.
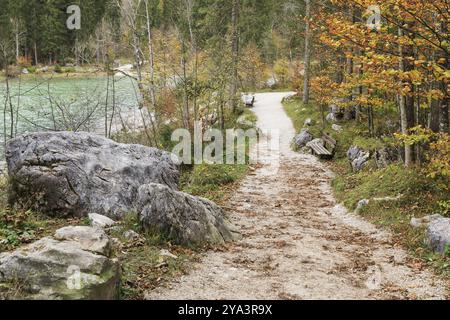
[
  {"xmin": 332, "ymin": 163, "xmax": 449, "ymax": 277},
  {"xmin": 180, "ymin": 164, "xmax": 248, "ymax": 204}
]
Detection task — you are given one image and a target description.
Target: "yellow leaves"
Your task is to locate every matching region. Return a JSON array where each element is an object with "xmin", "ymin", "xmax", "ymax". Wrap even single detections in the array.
[
  {"xmin": 310, "ymin": 75, "xmax": 336, "ymax": 105},
  {"xmin": 427, "ymin": 89, "xmax": 444, "ymax": 101},
  {"xmin": 414, "ymin": 60, "xmax": 426, "ymax": 67},
  {"xmin": 427, "ymin": 133, "xmax": 450, "ymax": 182},
  {"xmin": 442, "ymin": 70, "xmax": 450, "ymax": 80}
]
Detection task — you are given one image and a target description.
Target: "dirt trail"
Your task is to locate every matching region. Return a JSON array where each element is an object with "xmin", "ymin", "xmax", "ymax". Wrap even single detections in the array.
[{"xmin": 146, "ymin": 92, "xmax": 447, "ymax": 300}]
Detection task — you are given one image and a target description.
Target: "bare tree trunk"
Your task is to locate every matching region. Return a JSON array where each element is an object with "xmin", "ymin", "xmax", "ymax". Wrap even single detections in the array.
[
  {"xmin": 15, "ymin": 33, "xmax": 19, "ymax": 62},
  {"xmin": 302, "ymin": 0, "xmax": 312, "ymax": 105},
  {"xmin": 144, "ymin": 0, "xmax": 158, "ymax": 126},
  {"xmin": 185, "ymin": 0, "xmax": 199, "ymax": 122},
  {"xmin": 4, "ymin": 67, "xmax": 14, "ymax": 140},
  {"xmin": 230, "ymin": 0, "xmax": 240, "ymax": 112},
  {"xmin": 398, "ymin": 26, "xmax": 413, "ymax": 167},
  {"xmin": 109, "ymin": 73, "xmax": 116, "ymax": 138},
  {"xmin": 430, "ymin": 78, "xmax": 440, "ymax": 132},
  {"xmin": 368, "ymin": 106, "xmax": 374, "ymax": 137},
  {"xmin": 14, "ymin": 75, "xmax": 22, "ymax": 136},
  {"xmin": 34, "ymin": 41, "xmax": 38, "ymax": 65},
  {"xmin": 105, "ymin": 60, "xmax": 110, "ymax": 137},
  {"xmin": 439, "ymin": 55, "xmax": 449, "ymax": 133},
  {"xmin": 356, "ymin": 59, "xmax": 363, "ymax": 122},
  {"xmin": 181, "ymin": 50, "xmax": 190, "ymax": 130},
  {"xmin": 344, "ymin": 5, "xmax": 355, "ymax": 120},
  {"xmin": 96, "ymin": 34, "xmax": 101, "ymax": 65}
]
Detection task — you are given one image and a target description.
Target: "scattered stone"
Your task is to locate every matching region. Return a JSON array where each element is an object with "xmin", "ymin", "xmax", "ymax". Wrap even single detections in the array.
[
  {"xmin": 266, "ymin": 76, "xmax": 277, "ymax": 88},
  {"xmin": 332, "ymin": 124, "xmax": 343, "ymax": 132},
  {"xmin": 21, "ymin": 68, "xmax": 29, "ymax": 75},
  {"xmin": 347, "ymin": 146, "xmax": 361, "ymax": 162},
  {"xmin": 375, "ymin": 147, "xmax": 399, "ymax": 168},
  {"xmin": 0, "ymin": 227, "xmax": 120, "ymax": 300},
  {"xmin": 138, "ymin": 183, "xmax": 241, "ymax": 246},
  {"xmin": 54, "ymin": 226, "xmax": 112, "ymax": 256},
  {"xmin": 88, "ymin": 213, "xmax": 116, "ymax": 229},
  {"xmin": 356, "ymin": 199, "xmax": 370, "ymax": 212},
  {"xmin": 294, "ymin": 129, "xmax": 314, "ymax": 148},
  {"xmin": 303, "ymin": 118, "xmax": 313, "ymax": 127},
  {"xmin": 160, "ymin": 249, "xmax": 178, "ymax": 260},
  {"xmin": 352, "ymin": 152, "xmax": 370, "ymax": 172},
  {"xmin": 373, "ymin": 195, "xmax": 403, "ymax": 202},
  {"xmin": 6, "ymin": 131, "xmax": 180, "ymax": 219},
  {"xmin": 123, "ymin": 230, "xmax": 141, "ymax": 241},
  {"xmin": 236, "ymin": 116, "xmax": 254, "ymax": 127},
  {"xmin": 410, "ymin": 214, "xmax": 445, "ymax": 228},
  {"xmin": 347, "ymin": 146, "xmax": 370, "ymax": 172},
  {"xmin": 326, "ymin": 113, "xmax": 337, "ymax": 123},
  {"xmin": 427, "ymin": 216, "xmax": 450, "ymax": 254}
]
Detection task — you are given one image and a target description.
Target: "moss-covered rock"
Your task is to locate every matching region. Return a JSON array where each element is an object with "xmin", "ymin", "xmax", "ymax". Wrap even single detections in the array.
[{"xmin": 0, "ymin": 226, "xmax": 120, "ymax": 300}]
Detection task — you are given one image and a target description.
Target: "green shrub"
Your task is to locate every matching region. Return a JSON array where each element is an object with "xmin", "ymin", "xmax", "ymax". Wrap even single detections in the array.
[
  {"xmin": 53, "ymin": 64, "xmax": 63, "ymax": 73},
  {"xmin": 26, "ymin": 66, "xmax": 37, "ymax": 74}
]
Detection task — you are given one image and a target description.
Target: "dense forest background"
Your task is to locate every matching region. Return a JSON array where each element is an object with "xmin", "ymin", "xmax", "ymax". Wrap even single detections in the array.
[{"xmin": 0, "ymin": 0, "xmax": 448, "ymax": 177}]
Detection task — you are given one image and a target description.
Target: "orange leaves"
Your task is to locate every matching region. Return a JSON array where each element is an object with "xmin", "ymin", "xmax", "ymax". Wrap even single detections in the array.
[{"xmin": 310, "ymin": 75, "xmax": 336, "ymax": 106}]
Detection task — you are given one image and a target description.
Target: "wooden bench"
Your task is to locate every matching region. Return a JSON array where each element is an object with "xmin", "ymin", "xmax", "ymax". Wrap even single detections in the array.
[
  {"xmin": 308, "ymin": 133, "xmax": 337, "ymax": 160},
  {"xmin": 243, "ymin": 95, "xmax": 255, "ymax": 107}
]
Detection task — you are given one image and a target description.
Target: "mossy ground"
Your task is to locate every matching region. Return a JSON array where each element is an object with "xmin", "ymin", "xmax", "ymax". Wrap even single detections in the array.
[{"xmin": 283, "ymin": 96, "xmax": 450, "ymax": 281}]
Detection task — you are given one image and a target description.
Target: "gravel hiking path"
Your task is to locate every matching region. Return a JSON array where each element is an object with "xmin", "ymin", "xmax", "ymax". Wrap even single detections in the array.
[{"xmin": 146, "ymin": 92, "xmax": 447, "ymax": 300}]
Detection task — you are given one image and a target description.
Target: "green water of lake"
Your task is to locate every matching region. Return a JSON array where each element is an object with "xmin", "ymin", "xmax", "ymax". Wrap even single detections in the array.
[{"xmin": 0, "ymin": 75, "xmax": 141, "ymax": 157}]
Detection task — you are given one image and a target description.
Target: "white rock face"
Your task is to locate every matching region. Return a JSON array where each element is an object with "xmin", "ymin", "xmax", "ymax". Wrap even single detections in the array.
[
  {"xmin": 294, "ymin": 129, "xmax": 314, "ymax": 148},
  {"xmin": 304, "ymin": 118, "xmax": 313, "ymax": 126},
  {"xmin": 332, "ymin": 124, "xmax": 343, "ymax": 132},
  {"xmin": 326, "ymin": 113, "xmax": 337, "ymax": 123},
  {"xmin": 347, "ymin": 146, "xmax": 370, "ymax": 172},
  {"xmin": 54, "ymin": 226, "xmax": 112, "ymax": 256},
  {"xmin": 123, "ymin": 230, "xmax": 141, "ymax": 241},
  {"xmin": 138, "ymin": 183, "xmax": 241, "ymax": 246},
  {"xmin": 0, "ymin": 226, "xmax": 120, "ymax": 300},
  {"xmin": 89, "ymin": 213, "xmax": 116, "ymax": 229},
  {"xmin": 410, "ymin": 214, "xmax": 442, "ymax": 228},
  {"xmin": 356, "ymin": 199, "xmax": 370, "ymax": 212},
  {"xmin": 6, "ymin": 131, "xmax": 180, "ymax": 219},
  {"xmin": 427, "ymin": 216, "xmax": 450, "ymax": 254}
]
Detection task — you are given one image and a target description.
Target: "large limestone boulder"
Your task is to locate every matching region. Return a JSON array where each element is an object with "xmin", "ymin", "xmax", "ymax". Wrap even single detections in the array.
[
  {"xmin": 137, "ymin": 183, "xmax": 241, "ymax": 246},
  {"xmin": 294, "ymin": 129, "xmax": 313, "ymax": 148},
  {"xmin": 0, "ymin": 226, "xmax": 120, "ymax": 300},
  {"xmin": 6, "ymin": 132, "xmax": 180, "ymax": 219}
]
